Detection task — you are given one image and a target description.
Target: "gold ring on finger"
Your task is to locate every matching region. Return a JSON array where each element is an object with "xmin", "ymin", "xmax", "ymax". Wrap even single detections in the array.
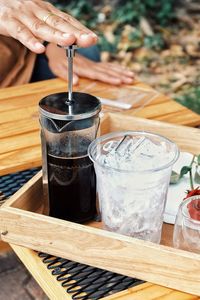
[{"xmin": 43, "ymin": 12, "xmax": 56, "ymax": 24}]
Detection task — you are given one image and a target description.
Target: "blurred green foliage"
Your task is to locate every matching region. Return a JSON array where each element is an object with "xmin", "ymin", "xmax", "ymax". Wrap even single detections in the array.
[
  {"xmin": 52, "ymin": 0, "xmax": 176, "ymax": 51},
  {"xmin": 175, "ymin": 86, "xmax": 200, "ymax": 114},
  {"xmin": 112, "ymin": 0, "xmax": 175, "ymax": 26},
  {"xmin": 51, "ymin": 0, "xmax": 98, "ymax": 28}
]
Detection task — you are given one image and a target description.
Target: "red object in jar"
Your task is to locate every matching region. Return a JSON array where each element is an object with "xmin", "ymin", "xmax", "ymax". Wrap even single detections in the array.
[
  {"xmin": 187, "ymin": 198, "xmax": 200, "ymax": 221},
  {"xmin": 184, "ymin": 187, "xmax": 200, "ymax": 221}
]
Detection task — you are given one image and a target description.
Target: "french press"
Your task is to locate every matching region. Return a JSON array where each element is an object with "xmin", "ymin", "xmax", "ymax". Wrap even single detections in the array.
[{"xmin": 39, "ymin": 45, "xmax": 101, "ymax": 223}]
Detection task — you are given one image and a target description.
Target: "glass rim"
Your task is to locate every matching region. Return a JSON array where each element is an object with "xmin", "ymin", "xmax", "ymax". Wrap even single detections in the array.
[
  {"xmin": 181, "ymin": 196, "xmax": 200, "ymax": 224},
  {"xmin": 88, "ymin": 130, "xmax": 180, "ymax": 174}
]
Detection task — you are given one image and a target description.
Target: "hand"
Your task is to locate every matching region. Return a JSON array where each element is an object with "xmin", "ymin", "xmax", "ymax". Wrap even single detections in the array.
[
  {"xmin": 45, "ymin": 43, "xmax": 134, "ymax": 85},
  {"xmin": 0, "ymin": 0, "xmax": 97, "ymax": 53}
]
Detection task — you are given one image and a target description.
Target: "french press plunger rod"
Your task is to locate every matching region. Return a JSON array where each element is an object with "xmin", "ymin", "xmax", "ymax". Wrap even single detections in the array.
[{"xmin": 59, "ymin": 44, "xmax": 78, "ymax": 103}]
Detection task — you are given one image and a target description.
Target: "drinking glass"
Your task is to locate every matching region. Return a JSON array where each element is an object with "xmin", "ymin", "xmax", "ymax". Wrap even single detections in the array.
[
  {"xmin": 173, "ymin": 196, "xmax": 200, "ymax": 254},
  {"xmin": 88, "ymin": 131, "xmax": 179, "ymax": 243}
]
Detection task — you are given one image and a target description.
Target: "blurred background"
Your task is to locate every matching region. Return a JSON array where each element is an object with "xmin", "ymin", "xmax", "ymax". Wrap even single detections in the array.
[{"xmin": 52, "ymin": 0, "xmax": 200, "ymax": 113}]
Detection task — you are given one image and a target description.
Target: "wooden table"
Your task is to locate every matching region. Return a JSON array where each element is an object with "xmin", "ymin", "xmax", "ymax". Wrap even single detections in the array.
[{"xmin": 1, "ymin": 78, "xmax": 200, "ymax": 300}]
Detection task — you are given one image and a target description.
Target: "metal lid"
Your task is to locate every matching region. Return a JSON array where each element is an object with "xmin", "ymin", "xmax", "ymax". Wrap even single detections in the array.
[{"xmin": 39, "ymin": 92, "xmax": 101, "ymax": 121}]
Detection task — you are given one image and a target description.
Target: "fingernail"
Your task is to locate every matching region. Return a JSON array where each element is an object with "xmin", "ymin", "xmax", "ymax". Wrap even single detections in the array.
[
  {"xmin": 90, "ymin": 33, "xmax": 98, "ymax": 39},
  {"xmin": 62, "ymin": 33, "xmax": 73, "ymax": 38},
  {"xmin": 35, "ymin": 42, "xmax": 45, "ymax": 50},
  {"xmin": 80, "ymin": 33, "xmax": 90, "ymax": 40}
]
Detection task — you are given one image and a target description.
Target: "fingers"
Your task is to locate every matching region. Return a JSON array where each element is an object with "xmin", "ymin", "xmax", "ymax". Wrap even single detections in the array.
[
  {"xmin": 49, "ymin": 6, "xmax": 93, "ymax": 34},
  {"xmin": 0, "ymin": 0, "xmax": 98, "ymax": 52},
  {"xmin": 73, "ymin": 62, "xmax": 121, "ymax": 85},
  {"xmin": 93, "ymin": 71, "xmax": 123, "ymax": 85},
  {"xmin": 73, "ymin": 57, "xmax": 134, "ymax": 85},
  {"xmin": 6, "ymin": 18, "xmax": 45, "ymax": 53},
  {"xmin": 46, "ymin": 2, "xmax": 98, "ymax": 46},
  {"xmin": 98, "ymin": 66, "xmax": 134, "ymax": 84},
  {"xmin": 18, "ymin": 12, "xmax": 77, "ymax": 48},
  {"xmin": 35, "ymin": 8, "xmax": 97, "ymax": 47},
  {"xmin": 105, "ymin": 63, "xmax": 134, "ymax": 78}
]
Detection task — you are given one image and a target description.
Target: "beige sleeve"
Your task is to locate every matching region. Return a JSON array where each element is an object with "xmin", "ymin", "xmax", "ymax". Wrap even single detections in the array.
[{"xmin": 0, "ymin": 36, "xmax": 36, "ymax": 88}]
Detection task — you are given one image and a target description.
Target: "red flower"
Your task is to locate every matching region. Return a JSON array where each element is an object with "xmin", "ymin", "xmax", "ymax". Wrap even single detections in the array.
[
  {"xmin": 183, "ymin": 188, "xmax": 200, "ymax": 221},
  {"xmin": 187, "ymin": 199, "xmax": 200, "ymax": 221}
]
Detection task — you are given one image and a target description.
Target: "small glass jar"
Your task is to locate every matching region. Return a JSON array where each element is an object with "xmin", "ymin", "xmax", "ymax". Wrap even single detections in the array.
[{"xmin": 173, "ymin": 196, "xmax": 200, "ymax": 253}]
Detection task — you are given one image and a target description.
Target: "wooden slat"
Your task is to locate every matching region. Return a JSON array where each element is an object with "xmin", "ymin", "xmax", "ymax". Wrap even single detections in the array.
[
  {"xmin": 0, "ymin": 119, "xmax": 39, "ymax": 139},
  {"xmin": 0, "ymin": 202, "xmax": 200, "ymax": 296},
  {"xmin": 100, "ymin": 113, "xmax": 200, "ymax": 154},
  {"xmin": 1, "ymin": 131, "xmax": 39, "ymax": 154},
  {"xmin": 10, "ymin": 245, "xmax": 71, "ymax": 300},
  {"xmin": 0, "ymin": 146, "xmax": 41, "ymax": 176},
  {"xmin": 0, "ymin": 78, "xmax": 67, "ymax": 101},
  {"xmin": 104, "ymin": 283, "xmax": 154, "ymax": 300},
  {"xmin": 0, "ymin": 78, "xmax": 145, "ymax": 104},
  {"xmin": 154, "ymin": 110, "xmax": 200, "ymax": 127},
  {"xmin": 10, "ymin": 240, "xmax": 200, "ymax": 300},
  {"xmin": 104, "ymin": 283, "xmax": 200, "ymax": 300},
  {"xmin": 0, "ymin": 106, "xmax": 38, "ymax": 124},
  {"xmin": 133, "ymin": 101, "xmax": 186, "ymax": 119}
]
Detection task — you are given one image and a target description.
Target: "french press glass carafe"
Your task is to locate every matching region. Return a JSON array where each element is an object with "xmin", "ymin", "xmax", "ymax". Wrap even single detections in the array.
[{"xmin": 39, "ymin": 46, "xmax": 101, "ymax": 223}]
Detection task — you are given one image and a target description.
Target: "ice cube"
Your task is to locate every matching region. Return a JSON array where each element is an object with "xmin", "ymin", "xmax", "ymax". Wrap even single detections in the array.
[
  {"xmin": 103, "ymin": 140, "xmax": 118, "ymax": 153},
  {"xmin": 98, "ymin": 135, "xmax": 174, "ymax": 172}
]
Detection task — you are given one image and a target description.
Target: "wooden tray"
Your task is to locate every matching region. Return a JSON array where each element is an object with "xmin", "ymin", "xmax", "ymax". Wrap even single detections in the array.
[{"xmin": 0, "ymin": 112, "xmax": 200, "ymax": 296}]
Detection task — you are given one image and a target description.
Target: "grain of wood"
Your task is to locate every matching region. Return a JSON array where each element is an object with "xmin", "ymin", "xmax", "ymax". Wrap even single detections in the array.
[
  {"xmin": 1, "ymin": 78, "xmax": 200, "ymax": 177},
  {"xmin": 133, "ymin": 101, "xmax": 186, "ymax": 119},
  {"xmin": 0, "ymin": 106, "xmax": 38, "ymax": 124},
  {"xmin": 0, "ymin": 146, "xmax": 41, "ymax": 176},
  {"xmin": 154, "ymin": 110, "xmax": 200, "ymax": 127},
  {"xmin": 103, "ymin": 283, "xmax": 154, "ymax": 300},
  {"xmin": 104, "ymin": 283, "xmax": 200, "ymax": 300},
  {"xmin": 100, "ymin": 113, "xmax": 200, "ymax": 154},
  {"xmin": 106, "ymin": 285, "xmax": 174, "ymax": 300},
  {"xmin": 0, "ymin": 119, "xmax": 39, "ymax": 139},
  {"xmin": 1, "ymin": 201, "xmax": 200, "ymax": 296},
  {"xmin": 11, "ymin": 245, "xmax": 71, "ymax": 300},
  {"xmin": 1, "ymin": 132, "xmax": 40, "ymax": 154},
  {"xmin": 0, "ymin": 78, "xmax": 67, "ymax": 100}
]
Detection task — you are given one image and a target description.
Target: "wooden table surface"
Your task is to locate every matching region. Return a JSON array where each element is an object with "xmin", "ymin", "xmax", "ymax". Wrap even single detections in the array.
[
  {"xmin": 1, "ymin": 78, "xmax": 200, "ymax": 177},
  {"xmin": 1, "ymin": 78, "xmax": 200, "ymax": 299}
]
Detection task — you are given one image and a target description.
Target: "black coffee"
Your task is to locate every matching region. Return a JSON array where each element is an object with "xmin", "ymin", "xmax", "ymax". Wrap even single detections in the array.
[{"xmin": 47, "ymin": 154, "xmax": 96, "ymax": 223}]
